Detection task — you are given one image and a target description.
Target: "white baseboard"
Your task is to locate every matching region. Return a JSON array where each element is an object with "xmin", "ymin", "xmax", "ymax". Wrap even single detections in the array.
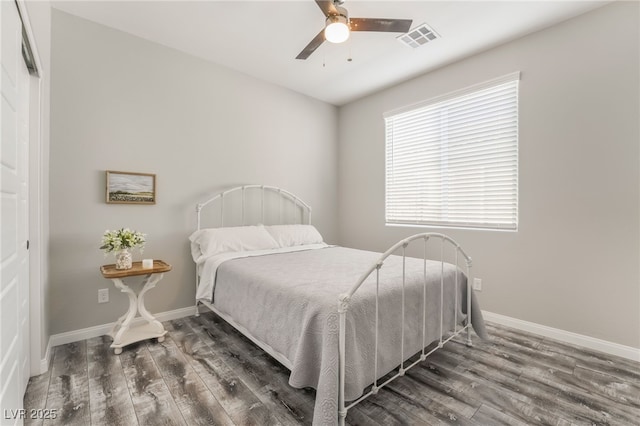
[
  {"xmin": 483, "ymin": 311, "xmax": 640, "ymax": 362},
  {"xmin": 48, "ymin": 305, "xmax": 200, "ymax": 350},
  {"xmin": 38, "ymin": 339, "xmax": 52, "ymax": 375}
]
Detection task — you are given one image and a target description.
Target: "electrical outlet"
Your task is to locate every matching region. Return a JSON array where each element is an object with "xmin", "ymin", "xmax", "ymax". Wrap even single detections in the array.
[
  {"xmin": 473, "ymin": 278, "xmax": 482, "ymax": 291},
  {"xmin": 98, "ymin": 288, "xmax": 109, "ymax": 303}
]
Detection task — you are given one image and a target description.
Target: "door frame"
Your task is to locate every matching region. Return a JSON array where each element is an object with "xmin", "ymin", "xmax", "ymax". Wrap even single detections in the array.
[{"xmin": 14, "ymin": 0, "xmax": 46, "ymax": 376}]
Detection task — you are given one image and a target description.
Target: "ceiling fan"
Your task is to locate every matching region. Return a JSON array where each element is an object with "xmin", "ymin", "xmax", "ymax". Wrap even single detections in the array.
[{"xmin": 296, "ymin": 0, "xmax": 413, "ymax": 60}]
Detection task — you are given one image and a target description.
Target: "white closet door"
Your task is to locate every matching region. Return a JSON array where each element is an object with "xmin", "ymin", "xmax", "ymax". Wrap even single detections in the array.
[{"xmin": 1, "ymin": 0, "xmax": 31, "ymax": 421}]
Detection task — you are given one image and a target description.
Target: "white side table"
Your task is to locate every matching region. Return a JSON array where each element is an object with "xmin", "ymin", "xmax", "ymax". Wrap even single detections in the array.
[{"xmin": 100, "ymin": 260, "xmax": 172, "ymax": 354}]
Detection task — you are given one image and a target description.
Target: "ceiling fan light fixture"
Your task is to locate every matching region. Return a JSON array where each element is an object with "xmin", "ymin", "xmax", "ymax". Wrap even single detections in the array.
[
  {"xmin": 296, "ymin": 1, "xmax": 412, "ymax": 60},
  {"xmin": 325, "ymin": 14, "xmax": 349, "ymax": 43}
]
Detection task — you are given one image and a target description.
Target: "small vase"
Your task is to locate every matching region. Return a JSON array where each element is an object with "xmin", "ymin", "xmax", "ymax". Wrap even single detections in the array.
[{"xmin": 115, "ymin": 249, "xmax": 133, "ymax": 270}]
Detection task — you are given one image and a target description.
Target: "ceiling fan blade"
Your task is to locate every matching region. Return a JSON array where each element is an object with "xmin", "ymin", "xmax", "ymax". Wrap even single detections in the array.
[
  {"xmin": 315, "ymin": 0, "xmax": 338, "ymax": 17},
  {"xmin": 350, "ymin": 18, "xmax": 413, "ymax": 33},
  {"xmin": 296, "ymin": 29, "xmax": 326, "ymax": 60}
]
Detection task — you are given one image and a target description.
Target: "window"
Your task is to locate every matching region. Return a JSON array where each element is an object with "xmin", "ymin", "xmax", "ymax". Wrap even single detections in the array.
[{"xmin": 384, "ymin": 73, "xmax": 519, "ymax": 231}]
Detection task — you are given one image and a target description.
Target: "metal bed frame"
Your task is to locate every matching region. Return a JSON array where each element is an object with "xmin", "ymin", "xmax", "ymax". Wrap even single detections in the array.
[{"xmin": 194, "ymin": 185, "xmax": 473, "ymax": 426}]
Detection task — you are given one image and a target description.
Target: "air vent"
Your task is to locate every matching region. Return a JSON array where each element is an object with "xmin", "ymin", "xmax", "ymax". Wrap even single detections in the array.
[{"xmin": 397, "ymin": 23, "xmax": 439, "ymax": 48}]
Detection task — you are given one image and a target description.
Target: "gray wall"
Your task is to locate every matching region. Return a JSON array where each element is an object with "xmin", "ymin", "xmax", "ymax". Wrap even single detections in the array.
[
  {"xmin": 338, "ymin": 2, "xmax": 639, "ymax": 348},
  {"xmin": 49, "ymin": 10, "xmax": 338, "ymax": 334}
]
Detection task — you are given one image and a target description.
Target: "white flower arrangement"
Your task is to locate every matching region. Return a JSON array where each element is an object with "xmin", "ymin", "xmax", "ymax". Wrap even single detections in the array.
[{"xmin": 100, "ymin": 228, "xmax": 146, "ymax": 254}]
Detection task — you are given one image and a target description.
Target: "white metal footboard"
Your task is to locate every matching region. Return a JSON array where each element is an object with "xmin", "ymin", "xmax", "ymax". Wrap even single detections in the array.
[{"xmin": 337, "ymin": 233, "xmax": 473, "ymax": 426}]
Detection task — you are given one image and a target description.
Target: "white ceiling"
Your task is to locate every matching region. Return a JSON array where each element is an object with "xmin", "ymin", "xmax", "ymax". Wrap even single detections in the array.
[{"xmin": 52, "ymin": 0, "xmax": 609, "ymax": 105}]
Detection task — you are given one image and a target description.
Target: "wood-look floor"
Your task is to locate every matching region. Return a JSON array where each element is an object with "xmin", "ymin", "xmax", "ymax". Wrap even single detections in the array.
[{"xmin": 24, "ymin": 312, "xmax": 640, "ymax": 425}]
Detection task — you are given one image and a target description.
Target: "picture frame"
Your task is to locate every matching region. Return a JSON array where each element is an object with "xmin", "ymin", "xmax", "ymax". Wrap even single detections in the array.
[{"xmin": 106, "ymin": 171, "xmax": 156, "ymax": 205}]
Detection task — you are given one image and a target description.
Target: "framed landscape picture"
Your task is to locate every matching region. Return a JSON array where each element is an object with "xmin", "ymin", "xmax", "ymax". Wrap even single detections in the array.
[{"xmin": 106, "ymin": 171, "xmax": 156, "ymax": 204}]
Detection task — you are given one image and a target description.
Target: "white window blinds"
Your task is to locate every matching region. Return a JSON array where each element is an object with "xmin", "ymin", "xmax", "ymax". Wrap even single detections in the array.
[{"xmin": 385, "ymin": 73, "xmax": 519, "ymax": 231}]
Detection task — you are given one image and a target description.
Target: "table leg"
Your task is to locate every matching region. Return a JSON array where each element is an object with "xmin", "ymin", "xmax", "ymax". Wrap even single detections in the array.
[
  {"xmin": 110, "ymin": 278, "xmax": 139, "ymax": 352},
  {"xmin": 109, "ymin": 307, "xmax": 130, "ymax": 337},
  {"xmin": 138, "ymin": 273, "xmax": 166, "ymax": 336}
]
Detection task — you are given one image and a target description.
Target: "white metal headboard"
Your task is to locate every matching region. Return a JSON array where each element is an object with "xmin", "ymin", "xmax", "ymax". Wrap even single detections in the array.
[{"xmin": 196, "ymin": 185, "xmax": 312, "ymax": 230}]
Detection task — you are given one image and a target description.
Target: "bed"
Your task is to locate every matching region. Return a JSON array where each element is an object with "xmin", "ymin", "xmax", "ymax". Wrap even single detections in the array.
[{"xmin": 191, "ymin": 185, "xmax": 486, "ymax": 426}]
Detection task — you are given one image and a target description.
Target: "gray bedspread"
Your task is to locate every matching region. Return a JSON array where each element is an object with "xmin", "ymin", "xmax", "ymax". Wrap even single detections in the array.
[{"xmin": 212, "ymin": 246, "xmax": 487, "ymax": 425}]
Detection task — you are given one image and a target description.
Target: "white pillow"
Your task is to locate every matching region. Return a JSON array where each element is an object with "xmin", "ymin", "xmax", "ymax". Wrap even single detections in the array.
[
  {"xmin": 189, "ymin": 225, "xmax": 279, "ymax": 261},
  {"xmin": 265, "ymin": 224, "xmax": 324, "ymax": 248}
]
